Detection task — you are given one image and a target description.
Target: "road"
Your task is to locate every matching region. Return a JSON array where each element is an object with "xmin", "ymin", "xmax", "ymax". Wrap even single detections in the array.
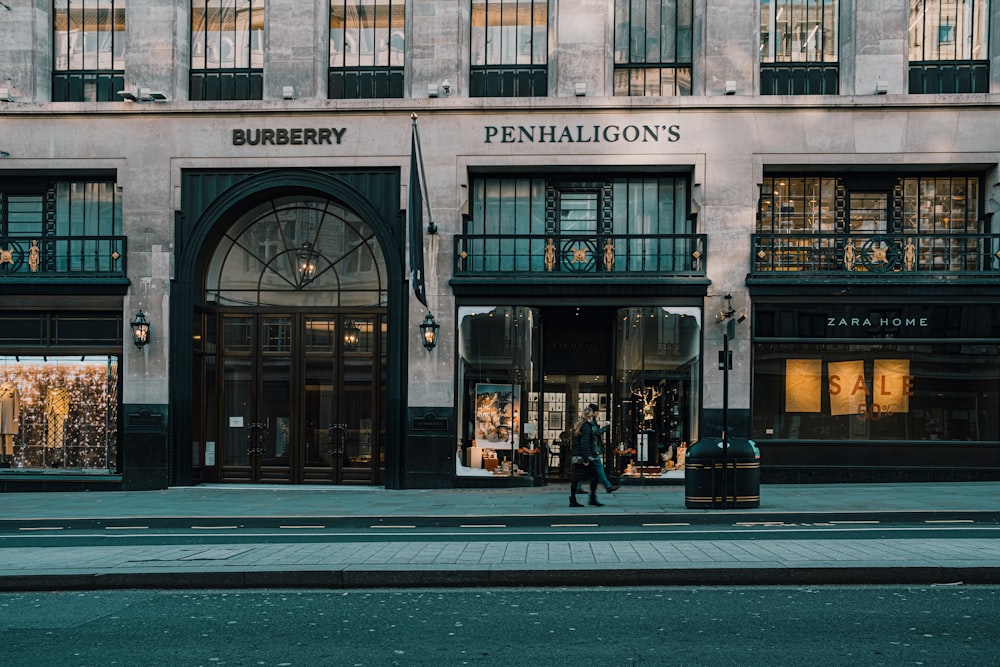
[
  {"xmin": 3, "ymin": 585, "xmax": 999, "ymax": 666},
  {"xmin": 2, "ymin": 516, "xmax": 997, "ymax": 548}
]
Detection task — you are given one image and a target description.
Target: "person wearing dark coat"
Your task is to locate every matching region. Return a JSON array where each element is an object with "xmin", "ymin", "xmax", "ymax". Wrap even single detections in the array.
[{"xmin": 569, "ymin": 403, "xmax": 620, "ymax": 507}]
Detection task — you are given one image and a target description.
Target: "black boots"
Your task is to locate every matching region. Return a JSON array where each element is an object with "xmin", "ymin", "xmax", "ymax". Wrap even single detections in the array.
[
  {"xmin": 569, "ymin": 496, "xmax": 584, "ymax": 507},
  {"xmin": 588, "ymin": 495, "xmax": 604, "ymax": 506}
]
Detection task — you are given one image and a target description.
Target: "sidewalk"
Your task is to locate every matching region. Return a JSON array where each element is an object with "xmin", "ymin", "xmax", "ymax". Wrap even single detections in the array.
[{"xmin": 0, "ymin": 482, "xmax": 999, "ymax": 591}]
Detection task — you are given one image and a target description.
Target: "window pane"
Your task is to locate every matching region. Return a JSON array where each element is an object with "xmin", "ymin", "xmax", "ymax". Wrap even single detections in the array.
[
  {"xmin": 330, "ymin": 0, "xmax": 409, "ymax": 67},
  {"xmin": 761, "ymin": 0, "xmax": 837, "ymax": 63},
  {"xmin": 908, "ymin": 0, "xmax": 988, "ymax": 62},
  {"xmin": 471, "ymin": 0, "xmax": 548, "ymax": 66},
  {"xmin": 53, "ymin": 0, "xmax": 125, "ymax": 72},
  {"xmin": 0, "ymin": 355, "xmax": 119, "ymax": 471},
  {"xmin": 191, "ymin": 0, "xmax": 263, "ymax": 71},
  {"xmin": 753, "ymin": 343, "xmax": 1000, "ymax": 442},
  {"xmin": 614, "ymin": 0, "xmax": 693, "ymax": 96}
]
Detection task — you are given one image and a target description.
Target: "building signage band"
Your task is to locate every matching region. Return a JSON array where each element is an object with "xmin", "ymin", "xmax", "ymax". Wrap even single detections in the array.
[
  {"xmin": 484, "ymin": 124, "xmax": 680, "ymax": 144},
  {"xmin": 232, "ymin": 128, "xmax": 347, "ymax": 146}
]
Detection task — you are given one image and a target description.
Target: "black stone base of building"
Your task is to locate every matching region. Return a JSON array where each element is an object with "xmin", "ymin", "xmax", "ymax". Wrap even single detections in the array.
[
  {"xmin": 122, "ymin": 404, "xmax": 171, "ymax": 491},
  {"xmin": 0, "ymin": 474, "xmax": 123, "ymax": 492},
  {"xmin": 762, "ymin": 466, "xmax": 1000, "ymax": 484},
  {"xmin": 452, "ymin": 474, "xmax": 539, "ymax": 488}
]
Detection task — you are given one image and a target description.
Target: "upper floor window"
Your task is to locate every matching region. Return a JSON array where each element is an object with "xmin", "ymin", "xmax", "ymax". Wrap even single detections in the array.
[
  {"xmin": 0, "ymin": 179, "xmax": 124, "ymax": 276},
  {"xmin": 613, "ymin": 0, "xmax": 693, "ymax": 96},
  {"xmin": 760, "ymin": 0, "xmax": 838, "ymax": 95},
  {"xmin": 755, "ymin": 174, "xmax": 986, "ymax": 273},
  {"xmin": 908, "ymin": 0, "xmax": 989, "ymax": 93},
  {"xmin": 460, "ymin": 175, "xmax": 700, "ymax": 274},
  {"xmin": 190, "ymin": 0, "xmax": 264, "ymax": 101},
  {"xmin": 52, "ymin": 0, "xmax": 126, "ymax": 102},
  {"xmin": 470, "ymin": 0, "xmax": 548, "ymax": 97},
  {"xmin": 329, "ymin": 0, "xmax": 405, "ymax": 99}
]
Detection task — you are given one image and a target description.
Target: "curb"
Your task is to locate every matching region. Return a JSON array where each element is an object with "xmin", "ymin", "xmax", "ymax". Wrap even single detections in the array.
[
  {"xmin": 1, "ymin": 509, "xmax": 998, "ymax": 531},
  {"xmin": 1, "ymin": 566, "xmax": 999, "ymax": 592}
]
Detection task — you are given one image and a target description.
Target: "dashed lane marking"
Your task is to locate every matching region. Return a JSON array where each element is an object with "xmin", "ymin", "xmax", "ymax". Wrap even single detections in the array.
[
  {"xmin": 279, "ymin": 525, "xmax": 327, "ymax": 529},
  {"xmin": 642, "ymin": 523, "xmax": 691, "ymax": 527},
  {"xmin": 828, "ymin": 520, "xmax": 880, "ymax": 525},
  {"xmin": 460, "ymin": 524, "xmax": 508, "ymax": 529}
]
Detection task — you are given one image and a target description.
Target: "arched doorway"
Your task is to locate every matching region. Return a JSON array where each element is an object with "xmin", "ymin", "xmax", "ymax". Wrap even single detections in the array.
[{"xmin": 194, "ymin": 194, "xmax": 388, "ymax": 484}]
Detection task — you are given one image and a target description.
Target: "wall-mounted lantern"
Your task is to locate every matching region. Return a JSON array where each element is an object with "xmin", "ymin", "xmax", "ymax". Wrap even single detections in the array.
[
  {"xmin": 130, "ymin": 310, "xmax": 150, "ymax": 349},
  {"xmin": 419, "ymin": 312, "xmax": 440, "ymax": 351}
]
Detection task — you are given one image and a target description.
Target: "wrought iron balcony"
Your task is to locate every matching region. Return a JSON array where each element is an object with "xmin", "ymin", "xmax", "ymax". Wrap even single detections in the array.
[
  {"xmin": 454, "ymin": 233, "xmax": 707, "ymax": 277},
  {"xmin": 751, "ymin": 232, "xmax": 1000, "ymax": 275},
  {"xmin": 0, "ymin": 235, "xmax": 127, "ymax": 278}
]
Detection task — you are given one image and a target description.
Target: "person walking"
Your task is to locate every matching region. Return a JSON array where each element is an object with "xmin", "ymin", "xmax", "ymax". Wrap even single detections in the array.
[{"xmin": 569, "ymin": 403, "xmax": 620, "ymax": 507}]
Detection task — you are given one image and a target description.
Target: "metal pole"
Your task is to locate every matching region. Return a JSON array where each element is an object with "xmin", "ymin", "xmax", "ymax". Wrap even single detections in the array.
[{"xmin": 721, "ymin": 317, "xmax": 735, "ymax": 509}]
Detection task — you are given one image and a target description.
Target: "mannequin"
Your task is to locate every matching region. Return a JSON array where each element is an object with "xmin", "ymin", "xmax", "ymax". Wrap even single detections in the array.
[
  {"xmin": 0, "ymin": 381, "xmax": 20, "ymax": 465},
  {"xmin": 46, "ymin": 386, "xmax": 71, "ymax": 452}
]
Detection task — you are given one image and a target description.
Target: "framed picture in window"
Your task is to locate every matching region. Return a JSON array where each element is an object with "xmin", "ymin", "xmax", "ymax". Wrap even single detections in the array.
[{"xmin": 547, "ymin": 411, "xmax": 563, "ymax": 431}]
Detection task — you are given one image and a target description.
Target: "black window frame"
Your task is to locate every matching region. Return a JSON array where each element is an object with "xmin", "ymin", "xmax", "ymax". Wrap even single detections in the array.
[
  {"xmin": 470, "ymin": 0, "xmax": 549, "ymax": 97},
  {"xmin": 613, "ymin": 0, "xmax": 694, "ymax": 97},
  {"xmin": 907, "ymin": 0, "xmax": 989, "ymax": 94},
  {"xmin": 190, "ymin": 0, "xmax": 265, "ymax": 102},
  {"xmin": 759, "ymin": 0, "xmax": 839, "ymax": 95},
  {"xmin": 328, "ymin": 0, "xmax": 405, "ymax": 100},
  {"xmin": 52, "ymin": 0, "xmax": 126, "ymax": 103}
]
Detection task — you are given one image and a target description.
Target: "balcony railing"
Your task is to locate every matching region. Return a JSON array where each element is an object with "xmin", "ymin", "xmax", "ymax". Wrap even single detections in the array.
[
  {"xmin": 0, "ymin": 235, "xmax": 127, "ymax": 277},
  {"xmin": 760, "ymin": 63, "xmax": 839, "ymax": 95},
  {"xmin": 909, "ymin": 61, "xmax": 989, "ymax": 94},
  {"xmin": 329, "ymin": 66, "xmax": 404, "ymax": 99},
  {"xmin": 469, "ymin": 65, "xmax": 547, "ymax": 97},
  {"xmin": 454, "ymin": 233, "xmax": 706, "ymax": 276},
  {"xmin": 751, "ymin": 233, "xmax": 1000, "ymax": 274}
]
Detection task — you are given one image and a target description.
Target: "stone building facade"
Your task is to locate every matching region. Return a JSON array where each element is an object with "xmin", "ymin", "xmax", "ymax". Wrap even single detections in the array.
[{"xmin": 0, "ymin": 0, "xmax": 998, "ymax": 491}]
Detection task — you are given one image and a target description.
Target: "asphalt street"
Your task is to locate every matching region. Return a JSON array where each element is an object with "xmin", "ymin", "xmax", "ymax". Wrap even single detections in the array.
[{"xmin": 4, "ymin": 586, "xmax": 1000, "ymax": 666}]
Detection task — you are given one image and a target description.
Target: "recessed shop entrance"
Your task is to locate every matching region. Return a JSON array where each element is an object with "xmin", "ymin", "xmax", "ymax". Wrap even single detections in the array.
[
  {"xmin": 457, "ymin": 305, "xmax": 702, "ymax": 483},
  {"xmin": 192, "ymin": 192, "xmax": 388, "ymax": 485},
  {"xmin": 202, "ymin": 312, "xmax": 383, "ymax": 484}
]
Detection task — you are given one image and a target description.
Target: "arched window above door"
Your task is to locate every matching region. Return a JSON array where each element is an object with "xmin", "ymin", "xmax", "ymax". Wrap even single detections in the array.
[{"xmin": 205, "ymin": 195, "xmax": 387, "ymax": 307}]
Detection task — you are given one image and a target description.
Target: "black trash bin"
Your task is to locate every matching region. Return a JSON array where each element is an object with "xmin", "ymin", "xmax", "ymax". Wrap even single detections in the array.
[{"xmin": 684, "ymin": 437, "xmax": 760, "ymax": 509}]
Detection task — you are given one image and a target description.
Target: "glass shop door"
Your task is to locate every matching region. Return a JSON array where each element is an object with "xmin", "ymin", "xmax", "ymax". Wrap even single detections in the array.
[{"xmin": 215, "ymin": 313, "xmax": 382, "ymax": 484}]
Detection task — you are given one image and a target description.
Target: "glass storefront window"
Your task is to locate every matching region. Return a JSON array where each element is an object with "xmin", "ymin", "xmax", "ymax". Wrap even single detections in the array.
[
  {"xmin": 456, "ymin": 304, "xmax": 702, "ymax": 481},
  {"xmin": 0, "ymin": 356, "xmax": 119, "ymax": 471},
  {"xmin": 457, "ymin": 306, "xmax": 540, "ymax": 477},
  {"xmin": 753, "ymin": 344, "xmax": 1000, "ymax": 442},
  {"xmin": 615, "ymin": 307, "xmax": 701, "ymax": 478}
]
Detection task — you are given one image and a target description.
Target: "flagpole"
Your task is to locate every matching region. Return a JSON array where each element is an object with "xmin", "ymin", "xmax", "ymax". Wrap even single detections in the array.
[{"xmin": 410, "ymin": 113, "xmax": 437, "ymax": 235}]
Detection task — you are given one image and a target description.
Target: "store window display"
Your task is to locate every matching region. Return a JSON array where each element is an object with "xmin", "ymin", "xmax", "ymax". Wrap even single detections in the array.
[
  {"xmin": 0, "ymin": 357, "xmax": 118, "ymax": 471},
  {"xmin": 0, "ymin": 380, "xmax": 20, "ymax": 467}
]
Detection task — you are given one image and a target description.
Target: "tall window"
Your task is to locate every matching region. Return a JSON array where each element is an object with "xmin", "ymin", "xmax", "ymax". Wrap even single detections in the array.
[
  {"xmin": 191, "ymin": 0, "xmax": 264, "ymax": 101},
  {"xmin": 613, "ymin": 0, "xmax": 693, "ymax": 96},
  {"xmin": 755, "ymin": 175, "xmax": 985, "ymax": 273},
  {"xmin": 462, "ymin": 175, "xmax": 697, "ymax": 274},
  {"xmin": 908, "ymin": 0, "xmax": 989, "ymax": 93},
  {"xmin": 760, "ymin": 0, "xmax": 838, "ymax": 95},
  {"xmin": 470, "ymin": 0, "xmax": 548, "ymax": 97},
  {"xmin": 329, "ymin": 0, "xmax": 405, "ymax": 99},
  {"xmin": 0, "ymin": 179, "xmax": 124, "ymax": 276},
  {"xmin": 52, "ymin": 0, "xmax": 126, "ymax": 102}
]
